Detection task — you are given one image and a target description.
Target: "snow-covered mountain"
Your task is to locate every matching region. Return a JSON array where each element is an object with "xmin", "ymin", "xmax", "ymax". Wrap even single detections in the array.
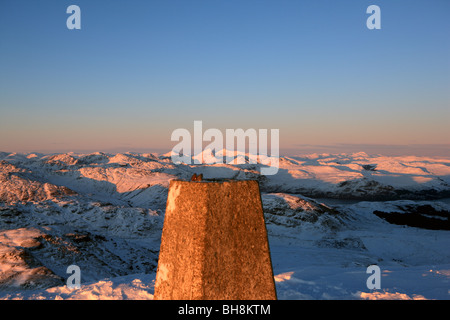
[
  {"xmin": 2, "ymin": 151, "xmax": 450, "ymax": 202},
  {"xmin": 0, "ymin": 151, "xmax": 449, "ymax": 299}
]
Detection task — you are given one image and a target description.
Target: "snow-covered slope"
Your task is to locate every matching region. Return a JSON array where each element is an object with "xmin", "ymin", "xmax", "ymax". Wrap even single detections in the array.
[
  {"xmin": 0, "ymin": 151, "xmax": 449, "ymax": 300},
  {"xmin": 267, "ymin": 152, "xmax": 450, "ymax": 200}
]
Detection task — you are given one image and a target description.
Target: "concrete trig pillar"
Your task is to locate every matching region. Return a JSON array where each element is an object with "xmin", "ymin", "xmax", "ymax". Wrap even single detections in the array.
[{"xmin": 154, "ymin": 179, "xmax": 277, "ymax": 300}]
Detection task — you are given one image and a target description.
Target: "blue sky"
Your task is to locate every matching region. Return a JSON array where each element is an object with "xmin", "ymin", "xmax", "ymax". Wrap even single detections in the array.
[{"xmin": 0, "ymin": 0, "xmax": 449, "ymax": 155}]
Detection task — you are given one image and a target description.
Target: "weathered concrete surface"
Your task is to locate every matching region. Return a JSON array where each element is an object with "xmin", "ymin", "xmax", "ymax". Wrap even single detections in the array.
[{"xmin": 154, "ymin": 179, "xmax": 277, "ymax": 300}]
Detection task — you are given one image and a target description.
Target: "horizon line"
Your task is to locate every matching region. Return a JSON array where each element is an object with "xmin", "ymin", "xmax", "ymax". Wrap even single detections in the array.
[{"xmin": 1, "ymin": 143, "xmax": 450, "ymax": 158}]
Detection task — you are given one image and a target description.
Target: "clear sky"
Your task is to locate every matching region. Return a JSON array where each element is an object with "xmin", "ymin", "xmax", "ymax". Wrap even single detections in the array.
[{"xmin": 1, "ymin": 0, "xmax": 449, "ymax": 156}]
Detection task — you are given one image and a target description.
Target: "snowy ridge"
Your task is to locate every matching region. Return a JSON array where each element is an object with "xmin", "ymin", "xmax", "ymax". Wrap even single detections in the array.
[{"xmin": 2, "ymin": 150, "xmax": 450, "ymax": 202}]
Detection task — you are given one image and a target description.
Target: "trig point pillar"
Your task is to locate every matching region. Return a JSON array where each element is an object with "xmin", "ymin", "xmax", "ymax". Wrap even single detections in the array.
[{"xmin": 154, "ymin": 179, "xmax": 277, "ymax": 300}]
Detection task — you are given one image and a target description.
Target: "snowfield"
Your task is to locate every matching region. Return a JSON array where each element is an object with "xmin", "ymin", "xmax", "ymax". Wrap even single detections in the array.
[{"xmin": 0, "ymin": 151, "xmax": 449, "ymax": 300}]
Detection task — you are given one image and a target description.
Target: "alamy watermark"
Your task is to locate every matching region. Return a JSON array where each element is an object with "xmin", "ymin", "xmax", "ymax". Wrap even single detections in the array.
[
  {"xmin": 66, "ymin": 264, "xmax": 81, "ymax": 289},
  {"xmin": 366, "ymin": 265, "xmax": 381, "ymax": 290},
  {"xmin": 366, "ymin": 5, "xmax": 381, "ymax": 30},
  {"xmin": 65, "ymin": 4, "xmax": 381, "ymax": 30},
  {"xmin": 170, "ymin": 121, "xmax": 279, "ymax": 175},
  {"xmin": 66, "ymin": 5, "xmax": 81, "ymax": 30}
]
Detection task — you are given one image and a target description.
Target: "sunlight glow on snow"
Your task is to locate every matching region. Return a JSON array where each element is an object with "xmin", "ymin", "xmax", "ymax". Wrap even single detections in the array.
[
  {"xmin": 358, "ymin": 291, "xmax": 427, "ymax": 300},
  {"xmin": 412, "ymin": 176, "xmax": 434, "ymax": 184},
  {"xmin": 429, "ymin": 269, "xmax": 450, "ymax": 277},
  {"xmin": 274, "ymin": 271, "xmax": 294, "ymax": 282}
]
